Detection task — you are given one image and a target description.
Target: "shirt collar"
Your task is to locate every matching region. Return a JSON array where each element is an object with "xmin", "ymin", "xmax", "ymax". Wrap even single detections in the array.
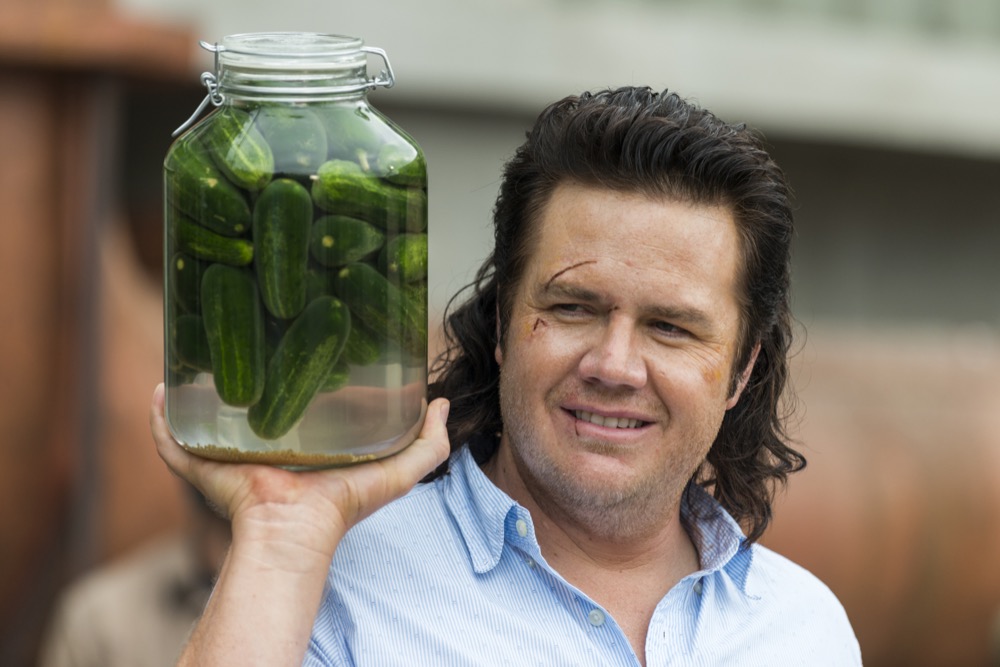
[
  {"xmin": 440, "ymin": 447, "xmax": 517, "ymax": 573},
  {"xmin": 681, "ymin": 483, "xmax": 757, "ymax": 597},
  {"xmin": 440, "ymin": 447, "xmax": 756, "ymax": 596}
]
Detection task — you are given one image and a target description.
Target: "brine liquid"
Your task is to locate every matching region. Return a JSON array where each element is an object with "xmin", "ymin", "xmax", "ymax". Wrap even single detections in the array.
[{"xmin": 166, "ymin": 361, "xmax": 427, "ymax": 468}]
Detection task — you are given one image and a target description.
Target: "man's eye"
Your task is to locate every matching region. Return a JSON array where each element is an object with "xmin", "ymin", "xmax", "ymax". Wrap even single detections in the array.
[
  {"xmin": 554, "ymin": 303, "xmax": 587, "ymax": 315},
  {"xmin": 652, "ymin": 321, "xmax": 686, "ymax": 336}
]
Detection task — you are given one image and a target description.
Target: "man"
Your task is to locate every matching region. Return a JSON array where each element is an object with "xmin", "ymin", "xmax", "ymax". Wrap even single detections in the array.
[{"xmin": 150, "ymin": 87, "xmax": 861, "ymax": 665}]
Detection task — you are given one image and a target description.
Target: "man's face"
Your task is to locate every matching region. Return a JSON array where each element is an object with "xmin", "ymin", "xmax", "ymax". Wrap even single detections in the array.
[{"xmin": 494, "ymin": 182, "xmax": 750, "ymax": 538}]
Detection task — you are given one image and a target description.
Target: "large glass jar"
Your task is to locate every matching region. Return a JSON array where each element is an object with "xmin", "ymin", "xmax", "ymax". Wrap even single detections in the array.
[{"xmin": 163, "ymin": 33, "xmax": 428, "ymax": 469}]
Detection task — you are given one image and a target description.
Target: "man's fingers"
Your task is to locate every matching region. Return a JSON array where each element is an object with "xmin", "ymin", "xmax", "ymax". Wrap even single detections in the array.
[
  {"xmin": 377, "ymin": 398, "xmax": 451, "ymax": 487},
  {"xmin": 149, "ymin": 383, "xmax": 201, "ymax": 484},
  {"xmin": 404, "ymin": 397, "xmax": 452, "ymax": 477},
  {"xmin": 332, "ymin": 398, "xmax": 452, "ymax": 527},
  {"xmin": 150, "ymin": 383, "xmax": 451, "ymax": 530}
]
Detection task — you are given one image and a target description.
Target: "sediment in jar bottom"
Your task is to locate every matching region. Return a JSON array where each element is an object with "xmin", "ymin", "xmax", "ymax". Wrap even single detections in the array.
[
  {"xmin": 168, "ymin": 374, "xmax": 429, "ymax": 469},
  {"xmin": 181, "ymin": 443, "xmax": 381, "ymax": 468}
]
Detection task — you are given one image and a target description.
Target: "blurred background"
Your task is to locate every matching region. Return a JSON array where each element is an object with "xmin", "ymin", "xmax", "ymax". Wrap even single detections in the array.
[{"xmin": 2, "ymin": 0, "xmax": 999, "ymax": 665}]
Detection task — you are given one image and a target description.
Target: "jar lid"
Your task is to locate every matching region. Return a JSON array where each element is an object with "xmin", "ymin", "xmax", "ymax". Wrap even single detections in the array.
[
  {"xmin": 172, "ymin": 32, "xmax": 395, "ymax": 136},
  {"xmin": 217, "ymin": 33, "xmax": 367, "ymax": 72}
]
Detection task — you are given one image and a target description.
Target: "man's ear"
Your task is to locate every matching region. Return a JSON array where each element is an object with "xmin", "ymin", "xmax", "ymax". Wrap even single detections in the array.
[{"xmin": 726, "ymin": 342, "xmax": 760, "ymax": 410}]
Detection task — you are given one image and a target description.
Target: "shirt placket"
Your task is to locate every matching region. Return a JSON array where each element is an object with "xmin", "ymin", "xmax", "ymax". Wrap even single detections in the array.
[
  {"xmin": 503, "ymin": 507, "xmax": 645, "ymax": 667},
  {"xmin": 645, "ymin": 574, "xmax": 709, "ymax": 665}
]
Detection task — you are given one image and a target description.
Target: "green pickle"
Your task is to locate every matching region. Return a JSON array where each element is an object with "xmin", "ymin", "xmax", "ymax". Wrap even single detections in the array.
[
  {"xmin": 380, "ymin": 233, "xmax": 428, "ymax": 283},
  {"xmin": 201, "ymin": 107, "xmax": 275, "ymax": 191},
  {"xmin": 375, "ymin": 143, "xmax": 426, "ymax": 187},
  {"xmin": 319, "ymin": 105, "xmax": 382, "ymax": 166},
  {"xmin": 247, "ymin": 296, "xmax": 351, "ymax": 440},
  {"xmin": 200, "ymin": 265, "xmax": 266, "ymax": 407},
  {"xmin": 310, "ymin": 215, "xmax": 386, "ymax": 267},
  {"xmin": 164, "ymin": 138, "xmax": 251, "ymax": 237},
  {"xmin": 164, "ymin": 33, "xmax": 428, "ymax": 468},
  {"xmin": 169, "ymin": 252, "xmax": 208, "ymax": 314},
  {"xmin": 254, "ymin": 105, "xmax": 329, "ymax": 175},
  {"xmin": 170, "ymin": 314, "xmax": 213, "ymax": 374},
  {"xmin": 312, "ymin": 160, "xmax": 427, "ymax": 233},
  {"xmin": 254, "ymin": 178, "xmax": 313, "ymax": 319},
  {"xmin": 172, "ymin": 215, "xmax": 254, "ymax": 267}
]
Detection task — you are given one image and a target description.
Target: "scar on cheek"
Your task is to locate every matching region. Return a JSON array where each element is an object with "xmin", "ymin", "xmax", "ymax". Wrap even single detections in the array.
[{"xmin": 532, "ymin": 317, "xmax": 548, "ymax": 332}]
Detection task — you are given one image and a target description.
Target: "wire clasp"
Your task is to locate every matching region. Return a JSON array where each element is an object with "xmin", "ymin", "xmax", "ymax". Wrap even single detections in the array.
[{"xmin": 171, "ymin": 41, "xmax": 226, "ymax": 138}]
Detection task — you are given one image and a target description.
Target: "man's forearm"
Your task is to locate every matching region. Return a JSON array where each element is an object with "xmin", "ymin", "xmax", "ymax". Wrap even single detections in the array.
[
  {"xmin": 148, "ymin": 387, "xmax": 452, "ymax": 666},
  {"xmin": 178, "ymin": 534, "xmax": 337, "ymax": 667}
]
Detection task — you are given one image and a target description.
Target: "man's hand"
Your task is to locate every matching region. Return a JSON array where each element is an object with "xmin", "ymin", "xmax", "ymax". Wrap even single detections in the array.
[
  {"xmin": 151, "ymin": 383, "xmax": 449, "ymax": 554},
  {"xmin": 148, "ymin": 383, "xmax": 451, "ymax": 666}
]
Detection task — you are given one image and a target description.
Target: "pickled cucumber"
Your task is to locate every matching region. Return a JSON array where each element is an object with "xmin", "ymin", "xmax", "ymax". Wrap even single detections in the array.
[
  {"xmin": 201, "ymin": 107, "xmax": 274, "ymax": 191},
  {"xmin": 254, "ymin": 105, "xmax": 328, "ymax": 174},
  {"xmin": 311, "ymin": 160, "xmax": 426, "ymax": 232},
  {"xmin": 331, "ymin": 262, "xmax": 424, "ymax": 358},
  {"xmin": 380, "ymin": 233, "xmax": 428, "ymax": 283},
  {"xmin": 173, "ymin": 215, "xmax": 254, "ymax": 267},
  {"xmin": 375, "ymin": 143, "xmax": 426, "ymax": 187},
  {"xmin": 254, "ymin": 178, "xmax": 312, "ymax": 319},
  {"xmin": 309, "ymin": 215, "xmax": 385, "ymax": 267},
  {"xmin": 319, "ymin": 105, "xmax": 381, "ymax": 165},
  {"xmin": 164, "ymin": 138, "xmax": 251, "ymax": 237},
  {"xmin": 201, "ymin": 265, "xmax": 265, "ymax": 407},
  {"xmin": 247, "ymin": 296, "xmax": 351, "ymax": 440},
  {"xmin": 170, "ymin": 314, "xmax": 213, "ymax": 373},
  {"xmin": 169, "ymin": 252, "xmax": 208, "ymax": 314}
]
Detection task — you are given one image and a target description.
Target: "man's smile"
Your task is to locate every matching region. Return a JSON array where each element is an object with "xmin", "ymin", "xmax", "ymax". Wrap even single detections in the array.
[{"xmin": 572, "ymin": 409, "xmax": 648, "ymax": 430}]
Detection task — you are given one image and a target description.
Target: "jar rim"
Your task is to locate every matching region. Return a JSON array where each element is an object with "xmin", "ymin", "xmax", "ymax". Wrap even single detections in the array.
[{"xmin": 218, "ymin": 32, "xmax": 365, "ymax": 60}]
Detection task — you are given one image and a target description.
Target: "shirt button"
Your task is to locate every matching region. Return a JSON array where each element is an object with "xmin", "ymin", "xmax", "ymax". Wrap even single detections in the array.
[
  {"xmin": 587, "ymin": 609, "xmax": 606, "ymax": 626},
  {"xmin": 693, "ymin": 579, "xmax": 704, "ymax": 595},
  {"xmin": 515, "ymin": 519, "xmax": 528, "ymax": 537}
]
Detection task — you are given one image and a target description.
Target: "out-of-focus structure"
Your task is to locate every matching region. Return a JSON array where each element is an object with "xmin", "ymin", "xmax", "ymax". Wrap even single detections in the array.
[
  {"xmin": 0, "ymin": 2, "xmax": 195, "ymax": 664},
  {"xmin": 2, "ymin": 0, "xmax": 998, "ymax": 664}
]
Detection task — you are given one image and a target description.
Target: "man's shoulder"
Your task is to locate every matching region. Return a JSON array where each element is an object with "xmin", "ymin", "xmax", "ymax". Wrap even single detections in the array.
[
  {"xmin": 337, "ymin": 477, "xmax": 454, "ymax": 549},
  {"xmin": 366, "ymin": 476, "xmax": 448, "ymax": 522},
  {"xmin": 346, "ymin": 448, "xmax": 494, "ymax": 540},
  {"xmin": 745, "ymin": 542, "xmax": 842, "ymax": 605},
  {"xmin": 738, "ymin": 542, "xmax": 862, "ymax": 663}
]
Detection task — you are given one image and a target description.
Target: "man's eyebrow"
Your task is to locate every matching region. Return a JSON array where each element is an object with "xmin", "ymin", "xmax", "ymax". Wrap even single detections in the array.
[
  {"xmin": 646, "ymin": 304, "xmax": 717, "ymax": 332},
  {"xmin": 541, "ymin": 279, "xmax": 717, "ymax": 332},
  {"xmin": 538, "ymin": 280, "xmax": 602, "ymax": 302}
]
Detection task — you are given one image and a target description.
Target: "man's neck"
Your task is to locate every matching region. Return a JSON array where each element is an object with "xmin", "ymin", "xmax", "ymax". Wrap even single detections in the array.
[{"xmin": 481, "ymin": 449, "xmax": 700, "ymax": 665}]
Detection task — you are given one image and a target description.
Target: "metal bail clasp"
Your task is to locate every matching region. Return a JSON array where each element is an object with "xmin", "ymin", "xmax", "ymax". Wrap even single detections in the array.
[
  {"xmin": 171, "ymin": 41, "xmax": 227, "ymax": 137},
  {"xmin": 362, "ymin": 46, "xmax": 395, "ymax": 90}
]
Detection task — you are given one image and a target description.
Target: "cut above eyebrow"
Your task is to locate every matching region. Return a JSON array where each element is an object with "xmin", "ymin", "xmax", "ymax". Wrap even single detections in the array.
[{"xmin": 543, "ymin": 261, "xmax": 596, "ymax": 290}]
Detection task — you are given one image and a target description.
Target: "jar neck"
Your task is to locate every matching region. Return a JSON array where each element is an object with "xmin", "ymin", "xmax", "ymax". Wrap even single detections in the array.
[
  {"xmin": 214, "ymin": 32, "xmax": 374, "ymax": 103},
  {"xmin": 218, "ymin": 65, "xmax": 371, "ymax": 103}
]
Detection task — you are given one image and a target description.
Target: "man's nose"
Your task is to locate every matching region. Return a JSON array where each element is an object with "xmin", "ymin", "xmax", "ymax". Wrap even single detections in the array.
[{"xmin": 577, "ymin": 315, "xmax": 647, "ymax": 389}]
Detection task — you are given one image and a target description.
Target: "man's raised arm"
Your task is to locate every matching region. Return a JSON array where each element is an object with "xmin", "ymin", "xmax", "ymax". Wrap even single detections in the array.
[{"xmin": 148, "ymin": 383, "xmax": 451, "ymax": 666}]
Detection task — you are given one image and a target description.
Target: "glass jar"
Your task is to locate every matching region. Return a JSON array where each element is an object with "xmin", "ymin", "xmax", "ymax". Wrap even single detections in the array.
[{"xmin": 163, "ymin": 33, "xmax": 428, "ymax": 469}]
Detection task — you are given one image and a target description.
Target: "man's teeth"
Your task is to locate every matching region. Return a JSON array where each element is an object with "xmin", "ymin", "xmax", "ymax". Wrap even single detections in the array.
[{"xmin": 574, "ymin": 410, "xmax": 644, "ymax": 429}]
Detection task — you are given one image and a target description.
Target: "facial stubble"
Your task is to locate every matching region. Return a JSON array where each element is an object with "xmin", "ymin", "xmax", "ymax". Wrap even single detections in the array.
[{"xmin": 496, "ymin": 366, "xmax": 705, "ymax": 542}]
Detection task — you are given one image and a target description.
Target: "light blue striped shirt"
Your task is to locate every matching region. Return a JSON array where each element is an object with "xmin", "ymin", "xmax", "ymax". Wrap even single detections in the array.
[{"xmin": 305, "ymin": 447, "xmax": 861, "ymax": 666}]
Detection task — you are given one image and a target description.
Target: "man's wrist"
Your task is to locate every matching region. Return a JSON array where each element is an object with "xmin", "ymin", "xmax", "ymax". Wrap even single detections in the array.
[{"xmin": 229, "ymin": 501, "xmax": 345, "ymax": 576}]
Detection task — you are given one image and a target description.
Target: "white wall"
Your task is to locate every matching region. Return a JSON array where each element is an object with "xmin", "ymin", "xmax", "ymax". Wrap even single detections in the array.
[{"xmin": 118, "ymin": 0, "xmax": 1000, "ymax": 158}]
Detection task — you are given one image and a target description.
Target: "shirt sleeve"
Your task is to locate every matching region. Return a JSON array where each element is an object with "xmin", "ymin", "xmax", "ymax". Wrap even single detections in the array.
[{"xmin": 302, "ymin": 580, "xmax": 351, "ymax": 667}]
